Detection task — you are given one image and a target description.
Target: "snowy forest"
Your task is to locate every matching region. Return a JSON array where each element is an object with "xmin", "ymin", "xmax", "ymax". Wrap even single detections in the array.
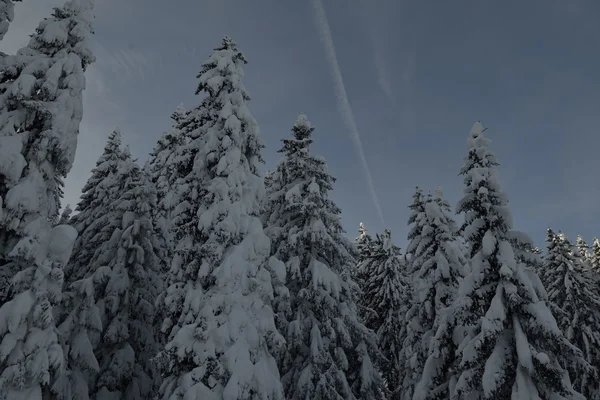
[{"xmin": 1, "ymin": 1, "xmax": 600, "ymax": 400}]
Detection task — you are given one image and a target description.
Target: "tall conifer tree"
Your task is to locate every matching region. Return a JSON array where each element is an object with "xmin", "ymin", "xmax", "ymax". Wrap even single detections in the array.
[
  {"xmin": 416, "ymin": 122, "xmax": 585, "ymax": 400},
  {"xmin": 264, "ymin": 114, "xmax": 383, "ymax": 400},
  {"xmin": 156, "ymin": 37, "xmax": 284, "ymax": 400},
  {"xmin": 540, "ymin": 229, "xmax": 600, "ymax": 398},
  {"xmin": 403, "ymin": 188, "xmax": 465, "ymax": 400}
]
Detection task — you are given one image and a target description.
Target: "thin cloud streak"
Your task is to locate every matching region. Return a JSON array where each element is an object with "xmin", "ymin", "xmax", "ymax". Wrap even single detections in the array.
[
  {"xmin": 310, "ymin": 0, "xmax": 386, "ymax": 227},
  {"xmin": 369, "ymin": 28, "xmax": 394, "ymax": 102},
  {"xmin": 92, "ymin": 38, "xmax": 156, "ymax": 83}
]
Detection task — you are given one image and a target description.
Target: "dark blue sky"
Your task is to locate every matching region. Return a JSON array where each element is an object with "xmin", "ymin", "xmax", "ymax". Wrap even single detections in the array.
[{"xmin": 6, "ymin": 0, "xmax": 600, "ymax": 249}]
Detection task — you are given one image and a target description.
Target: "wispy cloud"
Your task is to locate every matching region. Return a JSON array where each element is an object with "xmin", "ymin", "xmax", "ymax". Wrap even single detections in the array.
[
  {"xmin": 92, "ymin": 38, "xmax": 157, "ymax": 84},
  {"xmin": 310, "ymin": 0, "xmax": 386, "ymax": 226},
  {"xmin": 370, "ymin": 30, "xmax": 394, "ymax": 102}
]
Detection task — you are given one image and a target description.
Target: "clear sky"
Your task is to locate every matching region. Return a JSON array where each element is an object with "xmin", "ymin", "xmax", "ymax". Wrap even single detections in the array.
[{"xmin": 4, "ymin": 0, "xmax": 600, "ymax": 250}]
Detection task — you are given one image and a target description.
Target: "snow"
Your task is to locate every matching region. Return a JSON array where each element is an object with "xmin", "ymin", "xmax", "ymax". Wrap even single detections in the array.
[
  {"xmin": 46, "ymin": 224, "xmax": 77, "ymax": 265},
  {"xmin": 156, "ymin": 37, "xmax": 285, "ymax": 400},
  {"xmin": 263, "ymin": 112, "xmax": 382, "ymax": 399},
  {"xmin": 419, "ymin": 122, "xmax": 584, "ymax": 399}
]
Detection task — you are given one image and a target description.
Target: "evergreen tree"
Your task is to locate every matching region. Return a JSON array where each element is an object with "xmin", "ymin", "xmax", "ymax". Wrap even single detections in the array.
[
  {"xmin": 355, "ymin": 222, "xmax": 372, "ymax": 258},
  {"xmin": 352, "ymin": 222, "xmax": 373, "ymax": 287},
  {"xmin": 417, "ymin": 122, "xmax": 585, "ymax": 400},
  {"xmin": 356, "ymin": 228, "xmax": 406, "ymax": 398},
  {"xmin": 405, "ymin": 186, "xmax": 426, "ymax": 267},
  {"xmin": 404, "ymin": 187, "xmax": 465, "ymax": 400},
  {"xmin": 0, "ymin": 223, "xmax": 79, "ymax": 399},
  {"xmin": 0, "ymin": 0, "xmax": 95, "ymax": 300},
  {"xmin": 264, "ymin": 114, "xmax": 383, "ymax": 400},
  {"xmin": 66, "ymin": 130, "xmax": 131, "ymax": 283},
  {"xmin": 0, "ymin": 1, "xmax": 94, "ymax": 397},
  {"xmin": 507, "ymin": 230, "xmax": 547, "ymax": 302},
  {"xmin": 57, "ymin": 204, "xmax": 72, "ymax": 226},
  {"xmin": 540, "ymin": 229, "xmax": 600, "ymax": 398},
  {"xmin": 0, "ymin": 0, "xmax": 21, "ymax": 41},
  {"xmin": 576, "ymin": 235, "xmax": 591, "ymax": 267},
  {"xmin": 591, "ymin": 238, "xmax": 600, "ymax": 272},
  {"xmin": 155, "ymin": 37, "xmax": 284, "ymax": 400},
  {"xmin": 87, "ymin": 160, "xmax": 162, "ymax": 399},
  {"xmin": 146, "ymin": 104, "xmax": 187, "ymax": 274}
]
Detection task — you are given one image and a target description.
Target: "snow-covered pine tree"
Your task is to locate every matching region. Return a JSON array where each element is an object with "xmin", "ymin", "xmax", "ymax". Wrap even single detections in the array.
[
  {"xmin": 576, "ymin": 235, "xmax": 591, "ymax": 267},
  {"xmin": 146, "ymin": 104, "xmax": 187, "ymax": 274},
  {"xmin": 352, "ymin": 222, "xmax": 373, "ymax": 287},
  {"xmin": 355, "ymin": 228, "xmax": 406, "ymax": 398},
  {"xmin": 0, "ymin": 0, "xmax": 21, "ymax": 41},
  {"xmin": 355, "ymin": 222, "xmax": 372, "ymax": 257},
  {"xmin": 57, "ymin": 141, "xmax": 162, "ymax": 400},
  {"xmin": 0, "ymin": 2, "xmax": 94, "ymax": 397},
  {"xmin": 417, "ymin": 122, "xmax": 585, "ymax": 400},
  {"xmin": 540, "ymin": 229, "xmax": 600, "ymax": 398},
  {"xmin": 85, "ymin": 159, "xmax": 162, "ymax": 400},
  {"xmin": 65, "ymin": 129, "xmax": 131, "ymax": 283},
  {"xmin": 405, "ymin": 186, "xmax": 426, "ymax": 268},
  {"xmin": 507, "ymin": 230, "xmax": 547, "ymax": 302},
  {"xmin": 403, "ymin": 187, "xmax": 465, "ymax": 400},
  {"xmin": 56, "ymin": 204, "xmax": 72, "ymax": 226},
  {"xmin": 590, "ymin": 237, "xmax": 600, "ymax": 272},
  {"xmin": 263, "ymin": 114, "xmax": 383, "ymax": 400},
  {"xmin": 0, "ymin": 223, "xmax": 78, "ymax": 399},
  {"xmin": 155, "ymin": 37, "xmax": 285, "ymax": 400},
  {"xmin": 0, "ymin": 0, "xmax": 95, "ymax": 301}
]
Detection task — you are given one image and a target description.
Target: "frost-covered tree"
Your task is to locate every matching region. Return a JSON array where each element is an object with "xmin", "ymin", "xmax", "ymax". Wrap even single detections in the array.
[
  {"xmin": 86, "ymin": 160, "xmax": 162, "ymax": 400},
  {"xmin": 416, "ymin": 122, "xmax": 585, "ymax": 400},
  {"xmin": 66, "ymin": 130, "xmax": 132, "ymax": 283},
  {"xmin": 403, "ymin": 188, "xmax": 465, "ymax": 400},
  {"xmin": 53, "ymin": 204, "xmax": 72, "ymax": 227},
  {"xmin": 264, "ymin": 114, "xmax": 383, "ymax": 400},
  {"xmin": 590, "ymin": 238, "xmax": 600, "ymax": 273},
  {"xmin": 0, "ymin": 0, "xmax": 95, "ymax": 301},
  {"xmin": 0, "ymin": 223, "xmax": 78, "ymax": 399},
  {"xmin": 507, "ymin": 231, "xmax": 547, "ymax": 303},
  {"xmin": 540, "ymin": 229, "xmax": 600, "ymax": 398},
  {"xmin": 58, "ymin": 145, "xmax": 162, "ymax": 400},
  {"xmin": 356, "ymin": 228, "xmax": 406, "ymax": 398},
  {"xmin": 155, "ymin": 37, "xmax": 285, "ymax": 400},
  {"xmin": 576, "ymin": 235, "xmax": 591, "ymax": 267},
  {"xmin": 0, "ymin": 0, "xmax": 21, "ymax": 41},
  {"xmin": 405, "ymin": 186, "xmax": 426, "ymax": 267},
  {"xmin": 355, "ymin": 222, "xmax": 372, "ymax": 258},
  {"xmin": 146, "ymin": 104, "xmax": 187, "ymax": 273},
  {"xmin": 352, "ymin": 222, "xmax": 373, "ymax": 287}
]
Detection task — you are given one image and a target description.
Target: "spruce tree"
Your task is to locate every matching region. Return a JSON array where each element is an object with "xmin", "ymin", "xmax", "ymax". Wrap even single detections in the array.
[
  {"xmin": 353, "ymin": 222, "xmax": 373, "ymax": 288},
  {"xmin": 0, "ymin": 0, "xmax": 95, "ymax": 299},
  {"xmin": 0, "ymin": 0, "xmax": 21, "ymax": 41},
  {"xmin": 57, "ymin": 204, "xmax": 72, "ymax": 226},
  {"xmin": 146, "ymin": 104, "xmax": 187, "ymax": 274},
  {"xmin": 0, "ymin": 223, "xmax": 78, "ymax": 399},
  {"xmin": 405, "ymin": 186, "xmax": 426, "ymax": 267},
  {"xmin": 0, "ymin": 1, "xmax": 94, "ymax": 397},
  {"xmin": 155, "ymin": 37, "xmax": 284, "ymax": 400},
  {"xmin": 540, "ymin": 229, "xmax": 600, "ymax": 398},
  {"xmin": 263, "ymin": 114, "xmax": 383, "ymax": 400},
  {"xmin": 66, "ymin": 130, "xmax": 131, "ymax": 283},
  {"xmin": 507, "ymin": 230, "xmax": 547, "ymax": 302},
  {"xmin": 355, "ymin": 222, "xmax": 372, "ymax": 258},
  {"xmin": 591, "ymin": 238, "xmax": 600, "ymax": 272},
  {"xmin": 576, "ymin": 235, "xmax": 591, "ymax": 267},
  {"xmin": 88, "ymin": 160, "xmax": 162, "ymax": 399},
  {"xmin": 356, "ymin": 228, "xmax": 406, "ymax": 398},
  {"xmin": 403, "ymin": 187, "xmax": 465, "ymax": 400},
  {"xmin": 417, "ymin": 122, "xmax": 585, "ymax": 400}
]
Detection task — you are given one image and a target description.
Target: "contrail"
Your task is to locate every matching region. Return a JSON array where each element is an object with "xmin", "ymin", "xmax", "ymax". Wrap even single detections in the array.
[{"xmin": 310, "ymin": 0, "xmax": 386, "ymax": 227}]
